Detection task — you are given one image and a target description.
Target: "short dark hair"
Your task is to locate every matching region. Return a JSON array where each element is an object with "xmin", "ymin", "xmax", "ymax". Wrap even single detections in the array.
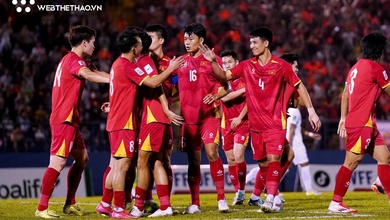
[
  {"xmin": 145, "ymin": 24, "xmax": 168, "ymax": 42},
  {"xmin": 249, "ymin": 27, "xmax": 273, "ymax": 44},
  {"xmin": 183, "ymin": 23, "xmax": 206, "ymax": 39},
  {"xmin": 116, "ymin": 29, "xmax": 140, "ymax": 53},
  {"xmin": 361, "ymin": 32, "xmax": 387, "ymax": 60},
  {"xmin": 68, "ymin": 25, "xmax": 96, "ymax": 47},
  {"xmin": 139, "ymin": 31, "xmax": 152, "ymax": 53},
  {"xmin": 220, "ymin": 50, "xmax": 238, "ymax": 60},
  {"xmin": 280, "ymin": 53, "xmax": 299, "ymax": 64}
]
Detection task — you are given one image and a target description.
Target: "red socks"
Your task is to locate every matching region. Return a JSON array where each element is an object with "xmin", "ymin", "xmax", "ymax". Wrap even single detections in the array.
[
  {"xmin": 332, "ymin": 165, "xmax": 352, "ymax": 202},
  {"xmin": 37, "ymin": 168, "xmax": 60, "ymax": 211},
  {"xmin": 210, "ymin": 158, "xmax": 225, "ymax": 201},
  {"xmin": 236, "ymin": 161, "xmax": 247, "ymax": 190}
]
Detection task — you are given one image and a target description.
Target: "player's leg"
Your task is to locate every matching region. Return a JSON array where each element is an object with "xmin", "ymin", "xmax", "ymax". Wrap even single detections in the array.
[
  {"xmin": 148, "ymin": 152, "xmax": 173, "ymax": 217},
  {"xmin": 371, "ymin": 142, "xmax": 390, "ymax": 200},
  {"xmin": 182, "ymin": 124, "xmax": 202, "ymax": 214},
  {"xmin": 248, "ymin": 161, "xmax": 266, "ymax": 206},
  {"xmin": 36, "ymin": 123, "xmax": 76, "ymax": 218},
  {"xmin": 132, "ymin": 150, "xmax": 151, "ymax": 217},
  {"xmin": 233, "ymin": 140, "xmax": 247, "ymax": 205},
  {"xmin": 203, "ymin": 118, "xmax": 229, "ymax": 212},
  {"xmin": 328, "ymin": 151, "xmax": 361, "ymax": 213},
  {"xmin": 371, "ymin": 176, "xmax": 385, "ymax": 194},
  {"xmin": 96, "ymin": 156, "xmax": 114, "ymax": 216},
  {"xmin": 111, "ymin": 157, "xmax": 132, "ymax": 218},
  {"xmin": 260, "ymin": 130, "xmax": 284, "ymax": 213}
]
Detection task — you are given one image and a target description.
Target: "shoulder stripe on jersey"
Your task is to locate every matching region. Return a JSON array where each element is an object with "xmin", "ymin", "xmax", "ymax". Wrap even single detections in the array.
[
  {"xmin": 78, "ymin": 67, "xmax": 88, "ymax": 76},
  {"xmin": 139, "ymin": 75, "xmax": 150, "ymax": 86},
  {"xmin": 271, "ymin": 60, "xmax": 279, "ymax": 63},
  {"xmin": 293, "ymin": 80, "xmax": 302, "ymax": 87},
  {"xmin": 382, "ymin": 82, "xmax": 390, "ymax": 89},
  {"xmin": 227, "ymin": 70, "xmax": 233, "ymax": 75}
]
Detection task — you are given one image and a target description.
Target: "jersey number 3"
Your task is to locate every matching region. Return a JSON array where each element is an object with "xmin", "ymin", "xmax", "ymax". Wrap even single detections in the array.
[{"xmin": 348, "ymin": 68, "xmax": 358, "ymax": 94}]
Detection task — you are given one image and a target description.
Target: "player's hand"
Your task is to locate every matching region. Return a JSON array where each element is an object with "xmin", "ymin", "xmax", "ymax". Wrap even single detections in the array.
[
  {"xmin": 308, "ymin": 112, "xmax": 321, "ymax": 132},
  {"xmin": 198, "ymin": 44, "xmax": 216, "ymax": 62},
  {"xmin": 313, "ymin": 133, "xmax": 322, "ymax": 140},
  {"xmin": 169, "ymin": 56, "xmax": 185, "ymax": 70},
  {"xmin": 230, "ymin": 117, "xmax": 242, "ymax": 129},
  {"xmin": 203, "ymin": 93, "xmax": 217, "ymax": 104},
  {"xmin": 337, "ymin": 119, "xmax": 347, "ymax": 138},
  {"xmin": 101, "ymin": 102, "xmax": 110, "ymax": 113},
  {"xmin": 165, "ymin": 110, "xmax": 183, "ymax": 126}
]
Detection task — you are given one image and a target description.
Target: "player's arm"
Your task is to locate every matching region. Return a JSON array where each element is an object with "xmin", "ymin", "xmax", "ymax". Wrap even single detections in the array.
[
  {"xmin": 287, "ymin": 122, "xmax": 296, "ymax": 146},
  {"xmin": 101, "ymin": 102, "xmax": 110, "ymax": 113},
  {"xmin": 79, "ymin": 68, "xmax": 109, "ymax": 83},
  {"xmin": 203, "ymin": 83, "xmax": 231, "ymax": 104},
  {"xmin": 303, "ymin": 129, "xmax": 322, "ymax": 140},
  {"xmin": 384, "ymin": 84, "xmax": 390, "ymax": 97},
  {"xmin": 143, "ymin": 56, "xmax": 184, "ymax": 88},
  {"xmin": 159, "ymin": 89, "xmax": 183, "ymax": 126},
  {"xmin": 296, "ymin": 82, "xmax": 321, "ymax": 132},
  {"xmin": 221, "ymin": 88, "xmax": 245, "ymax": 102},
  {"xmin": 337, "ymin": 83, "xmax": 349, "ymax": 138},
  {"xmin": 198, "ymin": 44, "xmax": 232, "ymax": 82},
  {"xmin": 231, "ymin": 104, "xmax": 247, "ymax": 129}
]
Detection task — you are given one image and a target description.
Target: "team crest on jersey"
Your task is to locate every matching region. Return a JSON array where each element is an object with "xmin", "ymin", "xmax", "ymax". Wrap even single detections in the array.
[
  {"xmin": 383, "ymin": 70, "xmax": 388, "ymax": 80},
  {"xmin": 134, "ymin": 67, "xmax": 145, "ymax": 76},
  {"xmin": 269, "ymin": 70, "xmax": 276, "ymax": 75},
  {"xmin": 159, "ymin": 66, "xmax": 167, "ymax": 71},
  {"xmin": 251, "ymin": 68, "xmax": 255, "ymax": 74},
  {"xmin": 143, "ymin": 64, "xmax": 153, "ymax": 74},
  {"xmin": 200, "ymin": 61, "xmax": 208, "ymax": 66},
  {"xmin": 78, "ymin": 60, "xmax": 85, "ymax": 66},
  {"xmin": 239, "ymin": 83, "xmax": 245, "ymax": 88}
]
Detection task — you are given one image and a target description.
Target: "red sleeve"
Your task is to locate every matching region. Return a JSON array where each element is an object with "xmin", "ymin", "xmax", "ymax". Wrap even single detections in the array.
[
  {"xmin": 372, "ymin": 63, "xmax": 390, "ymax": 89},
  {"xmin": 137, "ymin": 56, "xmax": 159, "ymax": 77},
  {"xmin": 228, "ymin": 61, "xmax": 245, "ymax": 79},
  {"xmin": 70, "ymin": 57, "xmax": 87, "ymax": 77}
]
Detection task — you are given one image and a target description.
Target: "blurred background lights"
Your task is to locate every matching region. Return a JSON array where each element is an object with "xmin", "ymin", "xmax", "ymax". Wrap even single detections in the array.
[
  {"xmin": 30, "ymin": 0, "xmax": 35, "ymax": 5},
  {"xmin": 16, "ymin": 6, "xmax": 22, "ymax": 12},
  {"xmin": 12, "ymin": 0, "xmax": 17, "ymax": 5},
  {"xmin": 25, "ymin": 6, "xmax": 31, "ymax": 13},
  {"xmin": 21, "ymin": 0, "xmax": 26, "ymax": 5}
]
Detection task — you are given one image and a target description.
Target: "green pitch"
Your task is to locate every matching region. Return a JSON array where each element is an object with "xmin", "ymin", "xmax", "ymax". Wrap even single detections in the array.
[{"xmin": 0, "ymin": 192, "xmax": 389, "ymax": 219}]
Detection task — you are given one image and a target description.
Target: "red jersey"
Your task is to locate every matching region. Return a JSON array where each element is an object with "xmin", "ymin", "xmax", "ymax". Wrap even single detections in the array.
[
  {"xmin": 106, "ymin": 56, "xmax": 149, "ymax": 132},
  {"xmin": 157, "ymin": 55, "xmax": 177, "ymax": 106},
  {"xmin": 137, "ymin": 55, "xmax": 170, "ymax": 125},
  {"xmin": 345, "ymin": 59, "xmax": 390, "ymax": 128},
  {"xmin": 228, "ymin": 55, "xmax": 301, "ymax": 131},
  {"xmin": 221, "ymin": 78, "xmax": 247, "ymax": 130},
  {"xmin": 50, "ymin": 52, "xmax": 87, "ymax": 127},
  {"xmin": 177, "ymin": 54, "xmax": 222, "ymax": 124}
]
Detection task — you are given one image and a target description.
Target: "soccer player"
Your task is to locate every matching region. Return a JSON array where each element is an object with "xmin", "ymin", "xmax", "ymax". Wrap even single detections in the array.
[
  {"xmin": 96, "ymin": 29, "xmax": 183, "ymax": 218},
  {"xmin": 132, "ymin": 29, "xmax": 182, "ymax": 218},
  {"xmin": 177, "ymin": 23, "xmax": 229, "ymax": 213},
  {"xmin": 328, "ymin": 32, "xmax": 390, "ymax": 213},
  {"xmin": 35, "ymin": 25, "xmax": 110, "ymax": 218},
  {"xmin": 145, "ymin": 24, "xmax": 183, "ymax": 195},
  {"xmin": 281, "ymin": 53, "xmax": 322, "ymax": 196},
  {"xmin": 203, "ymin": 50, "xmax": 249, "ymax": 206},
  {"xmin": 199, "ymin": 27, "xmax": 321, "ymax": 213}
]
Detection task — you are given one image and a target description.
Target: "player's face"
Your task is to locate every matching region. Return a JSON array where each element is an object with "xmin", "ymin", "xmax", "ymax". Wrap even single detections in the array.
[
  {"xmin": 291, "ymin": 61, "xmax": 299, "ymax": 74},
  {"xmin": 249, "ymin": 37, "xmax": 268, "ymax": 57},
  {"xmin": 222, "ymin": 55, "xmax": 238, "ymax": 70},
  {"xmin": 83, "ymin": 37, "xmax": 96, "ymax": 56},
  {"xmin": 147, "ymin": 32, "xmax": 162, "ymax": 51},
  {"xmin": 184, "ymin": 33, "xmax": 202, "ymax": 53}
]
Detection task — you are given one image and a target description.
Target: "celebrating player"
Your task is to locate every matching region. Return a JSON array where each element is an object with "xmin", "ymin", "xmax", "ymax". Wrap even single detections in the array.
[
  {"xmin": 328, "ymin": 32, "xmax": 390, "ymax": 213},
  {"xmin": 35, "ymin": 25, "xmax": 110, "ymax": 218},
  {"xmin": 177, "ymin": 23, "xmax": 229, "ymax": 214},
  {"xmin": 199, "ymin": 27, "xmax": 321, "ymax": 213}
]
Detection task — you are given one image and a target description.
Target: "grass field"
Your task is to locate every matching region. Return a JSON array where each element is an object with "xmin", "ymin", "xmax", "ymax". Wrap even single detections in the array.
[{"xmin": 0, "ymin": 192, "xmax": 389, "ymax": 219}]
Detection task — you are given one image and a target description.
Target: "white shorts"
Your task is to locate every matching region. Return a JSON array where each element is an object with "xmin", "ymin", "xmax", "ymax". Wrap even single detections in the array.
[{"xmin": 292, "ymin": 144, "xmax": 309, "ymax": 165}]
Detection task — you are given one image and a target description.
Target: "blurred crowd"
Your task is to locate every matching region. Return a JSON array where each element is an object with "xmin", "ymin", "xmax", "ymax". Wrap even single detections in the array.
[{"xmin": 0, "ymin": 0, "xmax": 389, "ymax": 153}]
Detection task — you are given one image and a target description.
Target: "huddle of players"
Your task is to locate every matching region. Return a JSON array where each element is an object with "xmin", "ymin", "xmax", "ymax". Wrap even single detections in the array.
[
  {"xmin": 95, "ymin": 22, "xmax": 322, "ymax": 218},
  {"xmin": 36, "ymin": 21, "xmax": 390, "ymax": 219}
]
